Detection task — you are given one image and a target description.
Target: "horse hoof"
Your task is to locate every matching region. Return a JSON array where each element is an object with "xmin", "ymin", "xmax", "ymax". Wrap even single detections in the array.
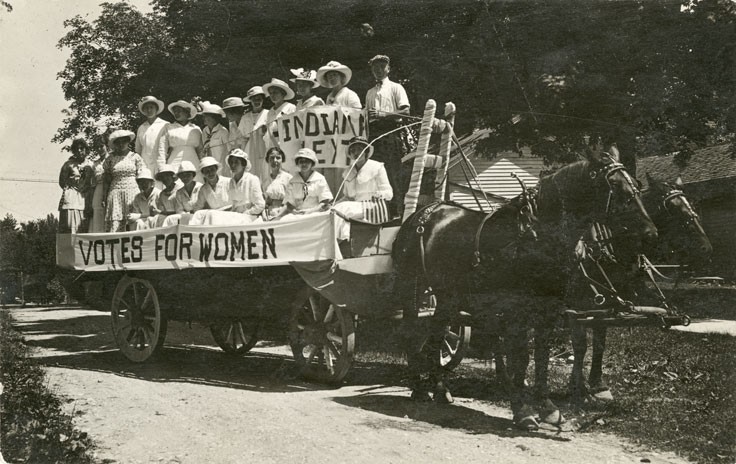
[
  {"xmin": 540, "ymin": 409, "xmax": 565, "ymax": 426},
  {"xmin": 514, "ymin": 414, "xmax": 539, "ymax": 431},
  {"xmin": 434, "ymin": 389, "xmax": 454, "ymax": 404},
  {"xmin": 411, "ymin": 390, "xmax": 432, "ymax": 402}
]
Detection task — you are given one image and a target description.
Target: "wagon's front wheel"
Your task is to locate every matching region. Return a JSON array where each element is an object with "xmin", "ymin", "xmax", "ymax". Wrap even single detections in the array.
[
  {"xmin": 290, "ymin": 290, "xmax": 355, "ymax": 384},
  {"xmin": 210, "ymin": 319, "xmax": 260, "ymax": 354},
  {"xmin": 111, "ymin": 276, "xmax": 167, "ymax": 362}
]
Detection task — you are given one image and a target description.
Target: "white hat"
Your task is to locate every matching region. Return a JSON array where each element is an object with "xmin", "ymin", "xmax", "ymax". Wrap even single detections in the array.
[
  {"xmin": 348, "ymin": 136, "xmax": 375, "ymax": 159},
  {"xmin": 198, "ymin": 101, "xmax": 225, "ymax": 117},
  {"xmin": 222, "ymin": 97, "xmax": 245, "ymax": 110},
  {"xmin": 243, "ymin": 86, "xmax": 266, "ymax": 102},
  {"xmin": 294, "ymin": 148, "xmax": 318, "ymax": 165},
  {"xmin": 316, "ymin": 61, "xmax": 352, "ymax": 88},
  {"xmin": 289, "ymin": 68, "xmax": 319, "ymax": 89},
  {"xmin": 177, "ymin": 160, "xmax": 197, "ymax": 175},
  {"xmin": 108, "ymin": 129, "xmax": 136, "ymax": 144},
  {"xmin": 138, "ymin": 96, "xmax": 164, "ymax": 115},
  {"xmin": 167, "ymin": 100, "xmax": 197, "ymax": 120},
  {"xmin": 199, "ymin": 156, "xmax": 221, "ymax": 172},
  {"xmin": 136, "ymin": 168, "xmax": 154, "ymax": 181},
  {"xmin": 226, "ymin": 149, "xmax": 250, "ymax": 169},
  {"xmin": 263, "ymin": 78, "xmax": 295, "ymax": 101},
  {"xmin": 155, "ymin": 164, "xmax": 176, "ymax": 181}
]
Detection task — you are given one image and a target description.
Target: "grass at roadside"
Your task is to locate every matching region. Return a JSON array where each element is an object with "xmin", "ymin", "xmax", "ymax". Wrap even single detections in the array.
[{"xmin": 0, "ymin": 309, "xmax": 96, "ymax": 463}]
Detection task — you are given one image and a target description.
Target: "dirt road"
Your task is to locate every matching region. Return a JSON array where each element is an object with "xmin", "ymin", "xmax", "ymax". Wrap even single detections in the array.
[{"xmin": 10, "ymin": 305, "xmax": 686, "ymax": 464}]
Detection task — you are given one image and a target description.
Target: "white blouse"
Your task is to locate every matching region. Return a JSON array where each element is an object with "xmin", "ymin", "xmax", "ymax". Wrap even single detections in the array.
[
  {"xmin": 284, "ymin": 171, "xmax": 333, "ymax": 211},
  {"xmin": 194, "ymin": 176, "xmax": 232, "ymax": 210},
  {"xmin": 342, "ymin": 160, "xmax": 393, "ymax": 201},
  {"xmin": 228, "ymin": 172, "xmax": 265, "ymax": 215}
]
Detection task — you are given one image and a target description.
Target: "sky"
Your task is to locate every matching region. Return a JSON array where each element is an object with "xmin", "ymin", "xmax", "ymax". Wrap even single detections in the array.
[{"xmin": 0, "ymin": 0, "xmax": 152, "ymax": 223}]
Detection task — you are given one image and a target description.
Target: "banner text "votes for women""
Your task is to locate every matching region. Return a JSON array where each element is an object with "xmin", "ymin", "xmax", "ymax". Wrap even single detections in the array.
[
  {"xmin": 275, "ymin": 107, "xmax": 367, "ymax": 168},
  {"xmin": 56, "ymin": 213, "xmax": 337, "ymax": 271}
]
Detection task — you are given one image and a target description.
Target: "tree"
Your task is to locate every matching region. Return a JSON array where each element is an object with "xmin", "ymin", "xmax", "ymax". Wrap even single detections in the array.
[{"xmin": 55, "ymin": 0, "xmax": 735, "ymax": 165}]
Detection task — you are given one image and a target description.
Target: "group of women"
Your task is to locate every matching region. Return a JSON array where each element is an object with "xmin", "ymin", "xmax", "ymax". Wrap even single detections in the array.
[{"xmin": 58, "ymin": 61, "xmax": 393, "ymax": 236}]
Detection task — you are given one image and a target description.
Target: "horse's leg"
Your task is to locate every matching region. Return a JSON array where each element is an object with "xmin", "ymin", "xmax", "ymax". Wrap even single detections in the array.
[
  {"xmin": 570, "ymin": 322, "xmax": 588, "ymax": 406},
  {"xmin": 399, "ymin": 274, "xmax": 432, "ymax": 401},
  {"xmin": 426, "ymin": 287, "xmax": 456, "ymax": 404},
  {"xmin": 506, "ymin": 323, "xmax": 538, "ymax": 430},
  {"xmin": 589, "ymin": 327, "xmax": 613, "ymax": 402},
  {"xmin": 534, "ymin": 324, "xmax": 564, "ymax": 425}
]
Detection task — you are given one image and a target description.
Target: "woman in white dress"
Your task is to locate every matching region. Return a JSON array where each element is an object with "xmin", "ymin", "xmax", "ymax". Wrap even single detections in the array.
[
  {"xmin": 135, "ymin": 96, "xmax": 167, "ymax": 181},
  {"xmin": 189, "ymin": 150, "xmax": 265, "ymax": 225},
  {"xmin": 290, "ymin": 68, "xmax": 324, "ymax": 111},
  {"xmin": 158, "ymin": 100, "xmax": 203, "ymax": 183},
  {"xmin": 241, "ymin": 87, "xmax": 269, "ymax": 184},
  {"xmin": 199, "ymin": 101, "xmax": 231, "ymax": 177},
  {"xmin": 261, "ymin": 147, "xmax": 292, "ymax": 220},
  {"xmin": 262, "ymin": 78, "xmax": 296, "ymax": 150},
  {"xmin": 270, "ymin": 148, "xmax": 333, "ymax": 221},
  {"xmin": 333, "ymin": 137, "xmax": 393, "ymax": 240},
  {"xmin": 317, "ymin": 61, "xmax": 361, "ymax": 109}
]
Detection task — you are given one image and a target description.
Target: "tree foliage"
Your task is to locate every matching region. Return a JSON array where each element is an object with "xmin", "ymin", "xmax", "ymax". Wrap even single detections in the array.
[{"xmin": 55, "ymin": 0, "xmax": 735, "ymax": 165}]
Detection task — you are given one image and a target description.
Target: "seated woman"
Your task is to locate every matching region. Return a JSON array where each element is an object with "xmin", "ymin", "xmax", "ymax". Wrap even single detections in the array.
[
  {"xmin": 127, "ymin": 168, "xmax": 160, "ymax": 230},
  {"xmin": 160, "ymin": 161, "xmax": 203, "ymax": 226},
  {"xmin": 261, "ymin": 147, "xmax": 293, "ymax": 219},
  {"xmin": 189, "ymin": 149, "xmax": 265, "ymax": 225},
  {"xmin": 270, "ymin": 148, "xmax": 333, "ymax": 221},
  {"xmin": 333, "ymin": 137, "xmax": 393, "ymax": 240},
  {"xmin": 153, "ymin": 164, "xmax": 179, "ymax": 227},
  {"xmin": 187, "ymin": 157, "xmax": 233, "ymax": 225}
]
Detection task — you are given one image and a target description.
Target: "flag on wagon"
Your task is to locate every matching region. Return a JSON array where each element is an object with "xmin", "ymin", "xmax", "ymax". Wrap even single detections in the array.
[{"xmin": 362, "ymin": 198, "xmax": 390, "ymax": 224}]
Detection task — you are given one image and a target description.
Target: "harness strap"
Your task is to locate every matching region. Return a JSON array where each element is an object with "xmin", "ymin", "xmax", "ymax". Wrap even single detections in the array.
[{"xmin": 473, "ymin": 210, "xmax": 497, "ymax": 267}]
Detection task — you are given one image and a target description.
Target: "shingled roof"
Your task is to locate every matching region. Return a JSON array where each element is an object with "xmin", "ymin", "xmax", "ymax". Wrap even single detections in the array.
[{"xmin": 638, "ymin": 143, "xmax": 736, "ymax": 187}]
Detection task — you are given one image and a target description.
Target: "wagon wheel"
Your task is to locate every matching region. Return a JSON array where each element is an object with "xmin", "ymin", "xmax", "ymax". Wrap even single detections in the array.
[
  {"xmin": 210, "ymin": 319, "xmax": 260, "ymax": 354},
  {"xmin": 110, "ymin": 276, "xmax": 167, "ymax": 362},
  {"xmin": 290, "ymin": 290, "xmax": 355, "ymax": 384}
]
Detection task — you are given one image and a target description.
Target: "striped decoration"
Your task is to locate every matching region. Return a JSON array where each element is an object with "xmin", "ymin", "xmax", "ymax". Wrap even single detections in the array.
[
  {"xmin": 403, "ymin": 100, "xmax": 437, "ymax": 222},
  {"xmin": 362, "ymin": 198, "xmax": 391, "ymax": 224},
  {"xmin": 435, "ymin": 103, "xmax": 456, "ymax": 201}
]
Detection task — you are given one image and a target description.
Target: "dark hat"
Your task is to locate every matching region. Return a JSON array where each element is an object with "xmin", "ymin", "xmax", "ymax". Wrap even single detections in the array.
[{"xmin": 369, "ymin": 55, "xmax": 390, "ymax": 65}]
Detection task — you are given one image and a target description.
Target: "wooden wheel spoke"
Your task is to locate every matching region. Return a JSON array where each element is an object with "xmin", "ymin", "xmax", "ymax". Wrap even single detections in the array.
[
  {"xmin": 132, "ymin": 282, "xmax": 141, "ymax": 306},
  {"xmin": 125, "ymin": 327, "xmax": 137, "ymax": 343},
  {"xmin": 237, "ymin": 323, "xmax": 248, "ymax": 347},
  {"xmin": 119, "ymin": 298, "xmax": 133, "ymax": 311},
  {"xmin": 327, "ymin": 340, "xmax": 340, "ymax": 359},
  {"xmin": 446, "ymin": 330, "xmax": 460, "ymax": 342},
  {"xmin": 443, "ymin": 339, "xmax": 456, "ymax": 355},
  {"xmin": 140, "ymin": 289, "xmax": 153, "ymax": 310},
  {"xmin": 306, "ymin": 345, "xmax": 318, "ymax": 364},
  {"xmin": 308, "ymin": 295, "xmax": 320, "ymax": 322},
  {"xmin": 323, "ymin": 346, "xmax": 334, "ymax": 373},
  {"xmin": 323, "ymin": 306, "xmax": 335, "ymax": 324}
]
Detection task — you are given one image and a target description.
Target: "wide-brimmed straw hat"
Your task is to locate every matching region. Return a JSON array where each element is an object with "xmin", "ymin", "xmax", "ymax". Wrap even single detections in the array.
[
  {"xmin": 108, "ymin": 129, "xmax": 136, "ymax": 144},
  {"xmin": 222, "ymin": 97, "xmax": 245, "ymax": 110},
  {"xmin": 198, "ymin": 101, "xmax": 225, "ymax": 117},
  {"xmin": 294, "ymin": 148, "xmax": 318, "ymax": 165},
  {"xmin": 262, "ymin": 79, "xmax": 295, "ymax": 101},
  {"xmin": 347, "ymin": 136, "xmax": 375, "ymax": 159},
  {"xmin": 289, "ymin": 68, "xmax": 319, "ymax": 89},
  {"xmin": 136, "ymin": 168, "xmax": 154, "ymax": 181},
  {"xmin": 199, "ymin": 156, "xmax": 221, "ymax": 172},
  {"xmin": 316, "ymin": 61, "xmax": 352, "ymax": 88},
  {"xmin": 243, "ymin": 86, "xmax": 266, "ymax": 102},
  {"xmin": 168, "ymin": 100, "xmax": 197, "ymax": 120},
  {"xmin": 138, "ymin": 96, "xmax": 165, "ymax": 115},
  {"xmin": 226, "ymin": 149, "xmax": 250, "ymax": 169},
  {"xmin": 155, "ymin": 164, "xmax": 176, "ymax": 181}
]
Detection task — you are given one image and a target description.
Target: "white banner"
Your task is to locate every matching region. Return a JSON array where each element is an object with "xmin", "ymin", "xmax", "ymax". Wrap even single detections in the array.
[
  {"xmin": 57, "ymin": 213, "xmax": 337, "ymax": 271},
  {"xmin": 274, "ymin": 106, "xmax": 368, "ymax": 169}
]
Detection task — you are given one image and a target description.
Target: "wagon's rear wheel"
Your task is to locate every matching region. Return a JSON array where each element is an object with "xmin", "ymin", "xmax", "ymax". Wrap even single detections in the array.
[
  {"xmin": 210, "ymin": 319, "xmax": 260, "ymax": 354},
  {"xmin": 290, "ymin": 290, "xmax": 355, "ymax": 384},
  {"xmin": 111, "ymin": 276, "xmax": 167, "ymax": 362}
]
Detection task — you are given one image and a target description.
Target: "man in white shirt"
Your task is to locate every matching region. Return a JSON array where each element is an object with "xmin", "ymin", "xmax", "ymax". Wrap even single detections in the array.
[{"xmin": 365, "ymin": 55, "xmax": 410, "ymax": 215}]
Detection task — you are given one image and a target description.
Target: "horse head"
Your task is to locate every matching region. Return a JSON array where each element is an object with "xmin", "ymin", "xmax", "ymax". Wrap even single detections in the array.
[
  {"xmin": 643, "ymin": 173, "xmax": 712, "ymax": 264},
  {"xmin": 585, "ymin": 144, "xmax": 658, "ymax": 246}
]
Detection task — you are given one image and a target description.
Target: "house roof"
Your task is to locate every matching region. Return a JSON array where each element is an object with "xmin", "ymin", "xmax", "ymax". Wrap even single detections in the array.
[{"xmin": 638, "ymin": 143, "xmax": 736, "ymax": 188}]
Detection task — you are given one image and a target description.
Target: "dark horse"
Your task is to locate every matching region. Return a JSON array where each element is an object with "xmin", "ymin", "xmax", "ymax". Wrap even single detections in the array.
[
  {"xmin": 568, "ymin": 174, "xmax": 712, "ymax": 404},
  {"xmin": 392, "ymin": 143, "xmax": 658, "ymax": 430}
]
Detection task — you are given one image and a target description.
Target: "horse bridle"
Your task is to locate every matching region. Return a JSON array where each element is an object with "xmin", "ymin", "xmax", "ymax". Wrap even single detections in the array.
[
  {"xmin": 589, "ymin": 159, "xmax": 640, "ymax": 217},
  {"xmin": 661, "ymin": 189, "xmax": 700, "ymax": 229}
]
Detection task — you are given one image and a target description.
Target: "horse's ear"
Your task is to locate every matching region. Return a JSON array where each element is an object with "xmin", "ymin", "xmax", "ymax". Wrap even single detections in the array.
[
  {"xmin": 675, "ymin": 176, "xmax": 684, "ymax": 188},
  {"xmin": 606, "ymin": 145, "xmax": 621, "ymax": 163}
]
